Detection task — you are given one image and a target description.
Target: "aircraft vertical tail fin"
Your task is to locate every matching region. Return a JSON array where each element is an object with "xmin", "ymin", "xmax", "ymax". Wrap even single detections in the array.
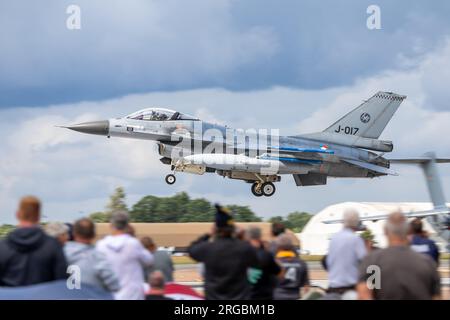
[{"xmin": 324, "ymin": 91, "xmax": 406, "ymax": 139}]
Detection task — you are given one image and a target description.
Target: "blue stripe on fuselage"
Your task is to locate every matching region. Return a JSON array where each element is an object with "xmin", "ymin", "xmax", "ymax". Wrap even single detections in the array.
[
  {"xmin": 260, "ymin": 156, "xmax": 323, "ymax": 164},
  {"xmin": 271, "ymin": 146, "xmax": 334, "ymax": 154}
]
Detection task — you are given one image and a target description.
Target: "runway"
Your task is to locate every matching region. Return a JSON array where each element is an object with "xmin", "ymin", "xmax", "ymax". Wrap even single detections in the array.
[{"xmin": 174, "ymin": 261, "xmax": 450, "ymax": 299}]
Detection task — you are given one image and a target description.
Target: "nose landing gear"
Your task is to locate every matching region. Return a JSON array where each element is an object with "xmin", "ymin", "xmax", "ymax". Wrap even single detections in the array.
[{"xmin": 165, "ymin": 174, "xmax": 176, "ymax": 185}]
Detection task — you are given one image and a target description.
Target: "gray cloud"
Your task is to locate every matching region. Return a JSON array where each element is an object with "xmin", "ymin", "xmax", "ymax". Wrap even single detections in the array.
[
  {"xmin": 1, "ymin": 38, "xmax": 450, "ymax": 224},
  {"xmin": 1, "ymin": 0, "xmax": 450, "ymax": 107}
]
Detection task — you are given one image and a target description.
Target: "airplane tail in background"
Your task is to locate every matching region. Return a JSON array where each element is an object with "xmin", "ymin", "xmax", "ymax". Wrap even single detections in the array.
[
  {"xmin": 390, "ymin": 153, "xmax": 450, "ymax": 210},
  {"xmin": 421, "ymin": 154, "xmax": 447, "ymax": 210},
  {"xmin": 324, "ymin": 91, "xmax": 406, "ymax": 139},
  {"xmin": 324, "ymin": 153, "xmax": 450, "ymax": 224},
  {"xmin": 320, "ymin": 153, "xmax": 450, "ymax": 250}
]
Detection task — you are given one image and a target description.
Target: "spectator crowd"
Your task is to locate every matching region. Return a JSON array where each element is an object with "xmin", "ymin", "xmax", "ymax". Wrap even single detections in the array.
[{"xmin": 0, "ymin": 196, "xmax": 444, "ymax": 300}]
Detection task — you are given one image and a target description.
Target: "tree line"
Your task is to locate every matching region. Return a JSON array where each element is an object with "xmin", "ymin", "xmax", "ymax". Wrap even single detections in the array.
[
  {"xmin": 0, "ymin": 187, "xmax": 312, "ymax": 237},
  {"xmin": 90, "ymin": 187, "xmax": 262, "ymax": 223}
]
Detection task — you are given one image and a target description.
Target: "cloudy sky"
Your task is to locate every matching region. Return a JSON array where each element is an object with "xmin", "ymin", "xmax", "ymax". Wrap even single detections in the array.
[{"xmin": 1, "ymin": 0, "xmax": 450, "ymax": 223}]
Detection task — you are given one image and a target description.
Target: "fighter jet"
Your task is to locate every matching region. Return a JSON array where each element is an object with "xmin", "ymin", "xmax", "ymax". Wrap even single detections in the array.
[{"xmin": 62, "ymin": 91, "xmax": 450, "ymax": 198}]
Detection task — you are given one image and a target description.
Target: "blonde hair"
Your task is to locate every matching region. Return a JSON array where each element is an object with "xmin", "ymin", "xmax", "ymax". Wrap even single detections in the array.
[{"xmin": 45, "ymin": 222, "xmax": 69, "ymax": 238}]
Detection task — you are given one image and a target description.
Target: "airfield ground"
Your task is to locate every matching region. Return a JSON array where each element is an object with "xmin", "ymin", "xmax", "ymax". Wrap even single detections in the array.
[{"xmin": 172, "ymin": 257, "xmax": 450, "ymax": 300}]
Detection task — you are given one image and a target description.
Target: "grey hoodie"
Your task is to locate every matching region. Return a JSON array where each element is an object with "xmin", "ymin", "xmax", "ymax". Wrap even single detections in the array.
[{"xmin": 64, "ymin": 241, "xmax": 120, "ymax": 292}]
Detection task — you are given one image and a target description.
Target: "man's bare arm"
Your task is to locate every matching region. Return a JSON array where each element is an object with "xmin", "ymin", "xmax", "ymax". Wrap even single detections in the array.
[{"xmin": 357, "ymin": 282, "xmax": 373, "ymax": 300}]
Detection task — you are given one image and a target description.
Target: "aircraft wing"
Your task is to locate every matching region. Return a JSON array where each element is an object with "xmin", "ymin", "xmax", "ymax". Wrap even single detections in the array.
[
  {"xmin": 342, "ymin": 158, "xmax": 398, "ymax": 176},
  {"xmin": 323, "ymin": 208, "xmax": 450, "ymax": 224}
]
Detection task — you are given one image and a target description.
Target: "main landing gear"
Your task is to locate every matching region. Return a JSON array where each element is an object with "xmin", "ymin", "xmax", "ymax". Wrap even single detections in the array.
[
  {"xmin": 251, "ymin": 182, "xmax": 276, "ymax": 197},
  {"xmin": 165, "ymin": 174, "xmax": 176, "ymax": 185}
]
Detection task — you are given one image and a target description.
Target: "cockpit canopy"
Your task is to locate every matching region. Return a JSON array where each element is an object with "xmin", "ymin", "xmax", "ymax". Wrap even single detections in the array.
[{"xmin": 126, "ymin": 108, "xmax": 199, "ymax": 121}]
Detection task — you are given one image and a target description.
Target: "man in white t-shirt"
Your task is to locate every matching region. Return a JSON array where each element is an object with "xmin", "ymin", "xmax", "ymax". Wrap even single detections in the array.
[{"xmin": 97, "ymin": 211, "xmax": 153, "ymax": 300}]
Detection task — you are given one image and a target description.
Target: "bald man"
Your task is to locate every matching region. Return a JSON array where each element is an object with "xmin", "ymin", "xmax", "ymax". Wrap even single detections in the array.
[
  {"xmin": 357, "ymin": 212, "xmax": 440, "ymax": 300},
  {"xmin": 0, "ymin": 196, "xmax": 68, "ymax": 286}
]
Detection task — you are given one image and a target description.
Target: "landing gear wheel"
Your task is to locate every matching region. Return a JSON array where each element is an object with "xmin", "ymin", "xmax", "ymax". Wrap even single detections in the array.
[
  {"xmin": 251, "ymin": 183, "xmax": 263, "ymax": 197},
  {"xmin": 165, "ymin": 174, "xmax": 176, "ymax": 185},
  {"xmin": 261, "ymin": 182, "xmax": 276, "ymax": 197}
]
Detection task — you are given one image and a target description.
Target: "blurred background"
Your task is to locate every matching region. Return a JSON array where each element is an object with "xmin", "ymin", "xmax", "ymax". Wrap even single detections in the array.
[{"xmin": 1, "ymin": 0, "xmax": 450, "ymax": 224}]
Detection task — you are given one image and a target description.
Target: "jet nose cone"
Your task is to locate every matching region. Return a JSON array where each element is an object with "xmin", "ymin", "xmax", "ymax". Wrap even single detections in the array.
[{"xmin": 65, "ymin": 120, "xmax": 109, "ymax": 136}]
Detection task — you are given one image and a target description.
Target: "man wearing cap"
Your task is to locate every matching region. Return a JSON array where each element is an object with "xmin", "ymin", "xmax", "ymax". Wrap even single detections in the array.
[{"xmin": 188, "ymin": 204, "xmax": 259, "ymax": 300}]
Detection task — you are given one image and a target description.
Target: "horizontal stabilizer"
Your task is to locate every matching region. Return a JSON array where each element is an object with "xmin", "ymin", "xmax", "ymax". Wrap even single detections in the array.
[{"xmin": 343, "ymin": 159, "xmax": 398, "ymax": 176}]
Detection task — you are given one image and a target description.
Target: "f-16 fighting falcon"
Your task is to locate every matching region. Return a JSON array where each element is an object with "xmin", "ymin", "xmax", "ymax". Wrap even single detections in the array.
[{"xmin": 61, "ymin": 91, "xmax": 450, "ymax": 198}]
